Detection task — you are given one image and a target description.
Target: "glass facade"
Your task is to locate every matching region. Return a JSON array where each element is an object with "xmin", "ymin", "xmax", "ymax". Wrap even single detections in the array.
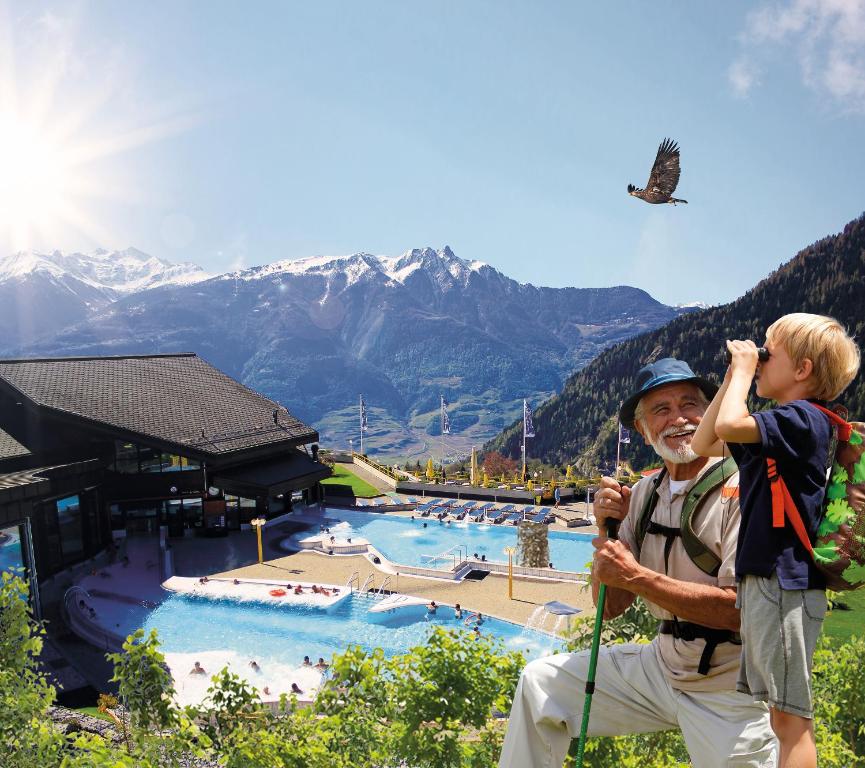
[
  {"xmin": 110, "ymin": 497, "xmax": 208, "ymax": 536},
  {"xmin": 112, "ymin": 440, "xmax": 200, "ymax": 474}
]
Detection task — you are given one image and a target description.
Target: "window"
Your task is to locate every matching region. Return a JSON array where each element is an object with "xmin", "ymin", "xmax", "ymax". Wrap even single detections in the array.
[
  {"xmin": 115, "ymin": 441, "xmax": 139, "ymax": 473},
  {"xmin": 57, "ymin": 495, "xmax": 84, "ymax": 563},
  {"xmin": 138, "ymin": 445, "xmax": 162, "ymax": 473},
  {"xmin": 238, "ymin": 496, "xmax": 258, "ymax": 524},
  {"xmin": 183, "ymin": 497, "xmax": 203, "ymax": 529},
  {"xmin": 0, "ymin": 523, "xmax": 24, "ymax": 576}
]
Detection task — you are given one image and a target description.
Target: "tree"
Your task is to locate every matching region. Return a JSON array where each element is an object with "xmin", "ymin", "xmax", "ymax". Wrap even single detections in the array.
[
  {"xmin": 566, "ymin": 465, "xmax": 575, "ymax": 481},
  {"xmin": 483, "ymin": 451, "xmax": 517, "ymax": 479},
  {"xmin": 426, "ymin": 458, "xmax": 436, "ymax": 481}
]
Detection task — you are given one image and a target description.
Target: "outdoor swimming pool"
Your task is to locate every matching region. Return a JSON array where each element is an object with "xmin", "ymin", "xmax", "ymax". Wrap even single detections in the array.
[
  {"xmin": 87, "ymin": 586, "xmax": 564, "ymax": 704},
  {"xmin": 291, "ymin": 509, "xmax": 595, "ymax": 572}
]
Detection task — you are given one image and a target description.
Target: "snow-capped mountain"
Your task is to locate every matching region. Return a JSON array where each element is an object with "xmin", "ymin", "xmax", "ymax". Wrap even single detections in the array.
[
  {"xmin": 8, "ymin": 245, "xmax": 687, "ymax": 456},
  {"xmin": 0, "ymin": 247, "xmax": 208, "ymax": 297},
  {"xmin": 0, "ymin": 248, "xmax": 209, "ymax": 347}
]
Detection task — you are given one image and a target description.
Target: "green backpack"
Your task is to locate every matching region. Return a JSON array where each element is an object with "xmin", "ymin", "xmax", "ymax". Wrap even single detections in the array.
[{"xmin": 634, "ymin": 457, "xmax": 738, "ymax": 577}]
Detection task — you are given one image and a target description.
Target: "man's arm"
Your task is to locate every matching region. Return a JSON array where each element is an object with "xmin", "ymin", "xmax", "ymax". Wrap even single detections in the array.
[{"xmin": 592, "ymin": 538, "xmax": 739, "ymax": 630}]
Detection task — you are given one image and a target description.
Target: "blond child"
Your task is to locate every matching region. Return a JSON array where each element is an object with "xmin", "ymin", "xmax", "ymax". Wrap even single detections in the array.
[{"xmin": 692, "ymin": 313, "xmax": 860, "ymax": 768}]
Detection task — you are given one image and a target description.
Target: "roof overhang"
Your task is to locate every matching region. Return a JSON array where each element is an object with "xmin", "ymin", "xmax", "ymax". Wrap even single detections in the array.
[{"xmin": 211, "ymin": 450, "xmax": 330, "ymax": 498}]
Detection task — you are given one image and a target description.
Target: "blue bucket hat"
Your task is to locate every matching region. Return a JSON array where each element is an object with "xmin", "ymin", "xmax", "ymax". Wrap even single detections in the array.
[{"xmin": 618, "ymin": 358, "xmax": 717, "ymax": 429}]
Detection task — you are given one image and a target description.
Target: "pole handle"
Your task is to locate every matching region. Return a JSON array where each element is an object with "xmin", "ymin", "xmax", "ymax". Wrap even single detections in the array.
[{"xmin": 605, "ymin": 518, "xmax": 619, "ymax": 541}]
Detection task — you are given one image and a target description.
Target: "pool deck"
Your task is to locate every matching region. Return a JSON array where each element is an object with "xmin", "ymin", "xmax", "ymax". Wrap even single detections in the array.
[{"xmin": 212, "ymin": 548, "xmax": 595, "ymax": 633}]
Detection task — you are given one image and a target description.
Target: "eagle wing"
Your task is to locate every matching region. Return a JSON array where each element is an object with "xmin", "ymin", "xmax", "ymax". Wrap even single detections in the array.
[{"xmin": 644, "ymin": 138, "xmax": 681, "ymax": 196}]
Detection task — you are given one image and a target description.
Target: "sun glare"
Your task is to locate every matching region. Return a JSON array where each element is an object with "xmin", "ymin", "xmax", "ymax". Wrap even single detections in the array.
[
  {"xmin": 0, "ymin": 114, "xmax": 73, "ymax": 248},
  {"xmin": 0, "ymin": 8, "xmax": 196, "ymax": 255}
]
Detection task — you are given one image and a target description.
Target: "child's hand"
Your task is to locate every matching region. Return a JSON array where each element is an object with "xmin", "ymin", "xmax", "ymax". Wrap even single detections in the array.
[{"xmin": 725, "ymin": 339, "xmax": 760, "ymax": 378}]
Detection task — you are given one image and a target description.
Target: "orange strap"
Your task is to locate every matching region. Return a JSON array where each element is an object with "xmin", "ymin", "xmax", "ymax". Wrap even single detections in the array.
[
  {"xmin": 812, "ymin": 403, "xmax": 852, "ymax": 441},
  {"xmin": 764, "ymin": 405, "xmax": 851, "ymax": 560},
  {"xmin": 766, "ymin": 457, "xmax": 815, "ymax": 557}
]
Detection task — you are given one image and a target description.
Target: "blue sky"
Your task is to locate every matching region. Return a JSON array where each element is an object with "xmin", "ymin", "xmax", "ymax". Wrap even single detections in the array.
[{"xmin": 2, "ymin": 1, "xmax": 864, "ymax": 305}]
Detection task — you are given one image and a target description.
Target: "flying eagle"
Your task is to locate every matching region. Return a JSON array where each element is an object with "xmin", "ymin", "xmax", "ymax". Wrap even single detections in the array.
[{"xmin": 627, "ymin": 138, "xmax": 688, "ymax": 205}]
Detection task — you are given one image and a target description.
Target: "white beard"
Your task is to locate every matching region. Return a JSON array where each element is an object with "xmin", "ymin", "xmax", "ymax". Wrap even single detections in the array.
[{"xmin": 643, "ymin": 422, "xmax": 700, "ymax": 465}]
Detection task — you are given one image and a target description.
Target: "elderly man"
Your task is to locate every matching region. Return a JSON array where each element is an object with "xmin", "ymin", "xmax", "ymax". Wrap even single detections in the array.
[{"xmin": 498, "ymin": 358, "xmax": 776, "ymax": 768}]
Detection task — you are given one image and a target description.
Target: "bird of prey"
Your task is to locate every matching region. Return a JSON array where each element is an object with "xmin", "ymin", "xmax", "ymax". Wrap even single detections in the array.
[{"xmin": 627, "ymin": 138, "xmax": 688, "ymax": 205}]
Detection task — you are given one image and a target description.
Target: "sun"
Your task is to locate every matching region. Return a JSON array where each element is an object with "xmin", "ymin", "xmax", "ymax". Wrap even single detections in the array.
[{"xmin": 0, "ymin": 9, "xmax": 196, "ymax": 255}]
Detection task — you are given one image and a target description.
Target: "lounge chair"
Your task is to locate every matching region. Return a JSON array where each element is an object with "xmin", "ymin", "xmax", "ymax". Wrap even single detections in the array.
[
  {"xmin": 469, "ymin": 506, "xmax": 488, "ymax": 522},
  {"xmin": 530, "ymin": 508, "xmax": 548, "ymax": 523},
  {"xmin": 490, "ymin": 504, "xmax": 515, "ymax": 521},
  {"xmin": 505, "ymin": 510, "xmax": 523, "ymax": 524}
]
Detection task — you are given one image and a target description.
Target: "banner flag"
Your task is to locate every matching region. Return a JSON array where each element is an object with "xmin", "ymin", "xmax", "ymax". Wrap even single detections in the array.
[
  {"xmin": 360, "ymin": 396, "xmax": 368, "ymax": 432},
  {"xmin": 523, "ymin": 399, "xmax": 535, "ymax": 438},
  {"xmin": 441, "ymin": 395, "xmax": 451, "ymax": 435},
  {"xmin": 619, "ymin": 424, "xmax": 630, "ymax": 444}
]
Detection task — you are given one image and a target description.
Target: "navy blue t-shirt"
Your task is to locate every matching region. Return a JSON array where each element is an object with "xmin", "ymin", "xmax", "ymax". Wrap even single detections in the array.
[{"xmin": 727, "ymin": 400, "xmax": 831, "ymax": 590}]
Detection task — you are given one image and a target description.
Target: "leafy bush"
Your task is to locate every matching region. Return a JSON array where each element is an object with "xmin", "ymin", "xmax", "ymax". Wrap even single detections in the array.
[{"xmin": 2, "ymin": 572, "xmax": 864, "ymax": 767}]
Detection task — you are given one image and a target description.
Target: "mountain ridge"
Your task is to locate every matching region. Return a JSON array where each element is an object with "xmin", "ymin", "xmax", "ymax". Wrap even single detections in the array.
[
  {"xmin": 5, "ymin": 244, "xmax": 689, "ymax": 458},
  {"xmin": 484, "ymin": 212, "xmax": 865, "ymax": 471}
]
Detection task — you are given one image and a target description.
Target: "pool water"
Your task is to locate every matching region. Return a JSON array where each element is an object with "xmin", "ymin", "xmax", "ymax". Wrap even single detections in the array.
[
  {"xmin": 296, "ymin": 509, "xmax": 595, "ymax": 572},
  {"xmin": 131, "ymin": 592, "xmax": 562, "ymax": 664}
]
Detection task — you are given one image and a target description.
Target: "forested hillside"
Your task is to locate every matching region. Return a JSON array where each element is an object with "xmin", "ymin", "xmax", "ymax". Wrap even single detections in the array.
[{"xmin": 485, "ymin": 213, "xmax": 865, "ymax": 470}]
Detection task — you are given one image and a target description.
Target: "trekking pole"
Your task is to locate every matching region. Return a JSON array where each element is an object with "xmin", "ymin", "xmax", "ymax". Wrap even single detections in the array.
[{"xmin": 573, "ymin": 515, "xmax": 619, "ymax": 765}]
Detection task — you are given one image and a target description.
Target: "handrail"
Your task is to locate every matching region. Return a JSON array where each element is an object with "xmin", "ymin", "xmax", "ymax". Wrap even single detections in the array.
[
  {"xmin": 420, "ymin": 543, "xmax": 466, "ymax": 569},
  {"xmin": 375, "ymin": 576, "xmax": 391, "ymax": 596},
  {"xmin": 346, "ymin": 571, "xmax": 360, "ymax": 593},
  {"xmin": 359, "ymin": 573, "xmax": 374, "ymax": 594}
]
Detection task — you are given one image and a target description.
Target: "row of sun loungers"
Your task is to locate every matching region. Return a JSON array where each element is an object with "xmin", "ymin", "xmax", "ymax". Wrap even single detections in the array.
[{"xmin": 407, "ymin": 497, "xmax": 556, "ymax": 525}]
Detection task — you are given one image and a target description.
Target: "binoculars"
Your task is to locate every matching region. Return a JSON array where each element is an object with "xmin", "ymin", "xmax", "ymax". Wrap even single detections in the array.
[{"xmin": 724, "ymin": 347, "xmax": 770, "ymax": 364}]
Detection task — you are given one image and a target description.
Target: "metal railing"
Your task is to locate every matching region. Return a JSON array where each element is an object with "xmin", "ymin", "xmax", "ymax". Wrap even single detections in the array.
[
  {"xmin": 375, "ymin": 576, "xmax": 391, "ymax": 596},
  {"xmin": 359, "ymin": 573, "xmax": 375, "ymax": 594},
  {"xmin": 419, "ymin": 543, "xmax": 468, "ymax": 571},
  {"xmin": 346, "ymin": 571, "xmax": 360, "ymax": 593}
]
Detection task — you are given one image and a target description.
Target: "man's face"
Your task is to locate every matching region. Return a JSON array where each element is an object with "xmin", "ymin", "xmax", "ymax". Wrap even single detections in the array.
[{"xmin": 635, "ymin": 382, "xmax": 706, "ymax": 465}]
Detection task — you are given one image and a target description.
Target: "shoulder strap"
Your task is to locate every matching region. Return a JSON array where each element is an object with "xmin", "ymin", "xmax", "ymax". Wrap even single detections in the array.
[
  {"xmin": 635, "ymin": 468, "xmax": 667, "ymax": 557},
  {"xmin": 811, "ymin": 403, "xmax": 852, "ymax": 441},
  {"xmin": 679, "ymin": 457, "xmax": 737, "ymax": 577}
]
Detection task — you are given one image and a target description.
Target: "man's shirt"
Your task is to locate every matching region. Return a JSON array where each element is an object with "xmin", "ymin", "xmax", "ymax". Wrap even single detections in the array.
[
  {"xmin": 619, "ymin": 458, "xmax": 741, "ymax": 692},
  {"xmin": 727, "ymin": 400, "xmax": 831, "ymax": 590}
]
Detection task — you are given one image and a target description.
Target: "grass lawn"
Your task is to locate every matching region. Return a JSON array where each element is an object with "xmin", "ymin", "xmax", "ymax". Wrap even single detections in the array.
[
  {"xmin": 320, "ymin": 464, "xmax": 380, "ymax": 498},
  {"xmin": 823, "ymin": 588, "xmax": 865, "ymax": 644},
  {"xmin": 73, "ymin": 706, "xmax": 114, "ymax": 722}
]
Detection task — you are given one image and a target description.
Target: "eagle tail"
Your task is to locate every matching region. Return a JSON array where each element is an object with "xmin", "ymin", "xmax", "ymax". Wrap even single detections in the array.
[{"xmin": 670, "ymin": 197, "xmax": 688, "ymax": 204}]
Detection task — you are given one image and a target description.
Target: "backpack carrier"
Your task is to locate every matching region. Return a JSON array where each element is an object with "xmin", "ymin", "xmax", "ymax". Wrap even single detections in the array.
[
  {"xmin": 767, "ymin": 404, "xmax": 865, "ymax": 591},
  {"xmin": 635, "ymin": 457, "xmax": 739, "ymax": 674}
]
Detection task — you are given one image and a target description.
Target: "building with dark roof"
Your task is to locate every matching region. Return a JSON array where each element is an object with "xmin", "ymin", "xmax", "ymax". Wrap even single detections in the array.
[{"xmin": 0, "ymin": 354, "xmax": 328, "ymax": 606}]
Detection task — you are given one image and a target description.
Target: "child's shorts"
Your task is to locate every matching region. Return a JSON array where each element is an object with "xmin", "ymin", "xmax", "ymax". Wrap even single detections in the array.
[{"xmin": 736, "ymin": 572, "xmax": 826, "ymax": 718}]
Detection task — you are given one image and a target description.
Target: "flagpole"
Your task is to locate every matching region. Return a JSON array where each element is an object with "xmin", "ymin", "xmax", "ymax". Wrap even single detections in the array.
[
  {"xmin": 440, "ymin": 395, "xmax": 445, "ymax": 473},
  {"xmin": 359, "ymin": 394, "xmax": 364, "ymax": 456},
  {"xmin": 522, "ymin": 400, "xmax": 527, "ymax": 481}
]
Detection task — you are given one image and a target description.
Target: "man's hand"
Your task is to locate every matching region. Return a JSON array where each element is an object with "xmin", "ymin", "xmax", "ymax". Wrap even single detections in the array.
[
  {"xmin": 595, "ymin": 476, "xmax": 631, "ymax": 535},
  {"xmin": 591, "ymin": 536, "xmax": 641, "ymax": 590}
]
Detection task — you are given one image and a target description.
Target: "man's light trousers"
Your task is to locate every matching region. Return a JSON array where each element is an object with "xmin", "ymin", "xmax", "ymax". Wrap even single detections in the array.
[{"xmin": 498, "ymin": 642, "xmax": 776, "ymax": 768}]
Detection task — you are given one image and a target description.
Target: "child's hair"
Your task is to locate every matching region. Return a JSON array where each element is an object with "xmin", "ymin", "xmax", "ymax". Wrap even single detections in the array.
[{"xmin": 765, "ymin": 313, "xmax": 861, "ymax": 400}]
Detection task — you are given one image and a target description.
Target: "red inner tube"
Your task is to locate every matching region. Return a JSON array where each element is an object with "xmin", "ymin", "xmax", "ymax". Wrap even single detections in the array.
[{"xmin": 269, "ymin": 588, "xmax": 287, "ymax": 597}]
